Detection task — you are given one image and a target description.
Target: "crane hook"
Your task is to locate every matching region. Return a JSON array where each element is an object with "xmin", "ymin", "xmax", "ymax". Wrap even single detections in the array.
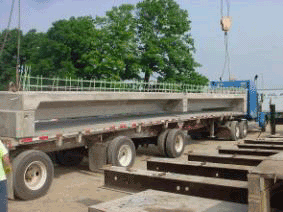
[{"xmin": 220, "ymin": 16, "xmax": 232, "ymax": 33}]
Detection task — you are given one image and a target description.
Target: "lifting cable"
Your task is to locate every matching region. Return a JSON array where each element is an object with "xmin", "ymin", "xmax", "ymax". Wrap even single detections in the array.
[
  {"xmin": 16, "ymin": 0, "xmax": 21, "ymax": 90},
  {"xmin": 0, "ymin": 0, "xmax": 16, "ymax": 59},
  {"xmin": 220, "ymin": 0, "xmax": 232, "ymax": 81}
]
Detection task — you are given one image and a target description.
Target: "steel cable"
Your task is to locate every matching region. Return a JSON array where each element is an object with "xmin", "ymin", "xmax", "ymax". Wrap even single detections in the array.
[
  {"xmin": 0, "ymin": 0, "xmax": 16, "ymax": 59},
  {"xmin": 220, "ymin": 0, "xmax": 231, "ymax": 80}
]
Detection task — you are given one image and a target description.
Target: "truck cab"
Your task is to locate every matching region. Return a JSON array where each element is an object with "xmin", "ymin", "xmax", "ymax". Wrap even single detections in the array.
[{"xmin": 210, "ymin": 80, "xmax": 266, "ymax": 129}]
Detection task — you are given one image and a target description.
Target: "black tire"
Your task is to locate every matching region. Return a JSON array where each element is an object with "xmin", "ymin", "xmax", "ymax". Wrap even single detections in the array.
[
  {"xmin": 239, "ymin": 120, "xmax": 248, "ymax": 139},
  {"xmin": 13, "ymin": 150, "xmax": 54, "ymax": 200},
  {"xmin": 165, "ymin": 129, "xmax": 186, "ymax": 158},
  {"xmin": 107, "ymin": 136, "xmax": 136, "ymax": 167},
  {"xmin": 230, "ymin": 121, "xmax": 240, "ymax": 141},
  {"xmin": 157, "ymin": 129, "xmax": 169, "ymax": 157},
  {"xmin": 134, "ymin": 142, "xmax": 140, "ymax": 150},
  {"xmin": 55, "ymin": 149, "xmax": 84, "ymax": 166}
]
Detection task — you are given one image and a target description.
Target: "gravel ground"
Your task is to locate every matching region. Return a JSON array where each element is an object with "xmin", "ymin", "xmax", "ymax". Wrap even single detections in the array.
[{"xmin": 8, "ymin": 124, "xmax": 282, "ymax": 212}]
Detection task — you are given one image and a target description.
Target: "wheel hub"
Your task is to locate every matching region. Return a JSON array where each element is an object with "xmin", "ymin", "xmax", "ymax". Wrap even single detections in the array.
[
  {"xmin": 236, "ymin": 126, "xmax": 240, "ymax": 139},
  {"xmin": 243, "ymin": 124, "xmax": 248, "ymax": 136},
  {"xmin": 24, "ymin": 161, "xmax": 47, "ymax": 191},
  {"xmin": 118, "ymin": 145, "xmax": 132, "ymax": 167},
  {"xmin": 175, "ymin": 135, "xmax": 184, "ymax": 153}
]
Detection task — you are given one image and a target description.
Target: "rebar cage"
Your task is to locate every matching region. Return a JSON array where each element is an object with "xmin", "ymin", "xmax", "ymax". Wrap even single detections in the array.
[{"xmin": 19, "ymin": 73, "xmax": 245, "ymax": 94}]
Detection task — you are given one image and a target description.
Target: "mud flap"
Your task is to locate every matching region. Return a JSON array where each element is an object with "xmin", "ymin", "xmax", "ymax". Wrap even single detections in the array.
[
  {"xmin": 88, "ymin": 142, "xmax": 108, "ymax": 173},
  {"xmin": 215, "ymin": 126, "xmax": 231, "ymax": 140},
  {"xmin": 7, "ymin": 171, "xmax": 14, "ymax": 200},
  {"xmin": 216, "ymin": 121, "xmax": 240, "ymax": 141}
]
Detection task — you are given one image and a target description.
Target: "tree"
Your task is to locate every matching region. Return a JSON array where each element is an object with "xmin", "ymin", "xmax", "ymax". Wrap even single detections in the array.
[
  {"xmin": 28, "ymin": 37, "xmax": 76, "ymax": 78},
  {"xmin": 0, "ymin": 29, "xmax": 24, "ymax": 90},
  {"xmin": 21, "ymin": 29, "xmax": 46, "ymax": 66},
  {"xmin": 47, "ymin": 16, "xmax": 97, "ymax": 79},
  {"xmin": 136, "ymin": 0, "xmax": 208, "ymax": 84},
  {"xmin": 83, "ymin": 4, "xmax": 141, "ymax": 80}
]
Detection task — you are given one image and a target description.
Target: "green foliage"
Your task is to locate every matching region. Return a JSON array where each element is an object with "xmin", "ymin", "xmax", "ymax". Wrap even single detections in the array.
[
  {"xmin": 46, "ymin": 16, "xmax": 96, "ymax": 79},
  {"xmin": 136, "ymin": 0, "xmax": 207, "ymax": 84},
  {"xmin": 0, "ymin": 29, "xmax": 23, "ymax": 90},
  {"xmin": 83, "ymin": 4, "xmax": 141, "ymax": 80},
  {"xmin": 0, "ymin": 0, "xmax": 208, "ymax": 90},
  {"xmin": 28, "ymin": 37, "xmax": 76, "ymax": 78},
  {"xmin": 21, "ymin": 29, "xmax": 45, "ymax": 64}
]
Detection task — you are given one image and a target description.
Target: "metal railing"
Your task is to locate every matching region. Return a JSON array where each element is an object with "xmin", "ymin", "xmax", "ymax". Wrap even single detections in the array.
[{"xmin": 19, "ymin": 74, "xmax": 246, "ymax": 94}]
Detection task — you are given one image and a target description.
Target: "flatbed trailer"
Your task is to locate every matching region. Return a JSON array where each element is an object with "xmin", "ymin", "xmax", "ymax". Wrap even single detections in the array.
[{"xmin": 0, "ymin": 78, "xmax": 248, "ymax": 200}]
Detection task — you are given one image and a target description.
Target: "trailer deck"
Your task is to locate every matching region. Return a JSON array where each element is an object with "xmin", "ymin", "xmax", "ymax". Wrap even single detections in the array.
[{"xmin": 34, "ymin": 111, "xmax": 244, "ymax": 138}]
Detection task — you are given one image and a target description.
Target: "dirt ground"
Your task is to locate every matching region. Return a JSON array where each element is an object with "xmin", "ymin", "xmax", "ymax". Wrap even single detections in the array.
[{"xmin": 8, "ymin": 124, "xmax": 282, "ymax": 212}]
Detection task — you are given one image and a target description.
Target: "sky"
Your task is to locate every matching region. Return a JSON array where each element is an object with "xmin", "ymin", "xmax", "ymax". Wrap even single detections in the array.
[{"xmin": 0, "ymin": 0, "xmax": 283, "ymax": 89}]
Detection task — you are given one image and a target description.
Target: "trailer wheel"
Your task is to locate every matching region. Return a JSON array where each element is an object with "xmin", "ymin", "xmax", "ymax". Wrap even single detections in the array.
[
  {"xmin": 55, "ymin": 149, "xmax": 84, "ymax": 166},
  {"xmin": 165, "ymin": 129, "xmax": 185, "ymax": 158},
  {"xmin": 239, "ymin": 120, "xmax": 248, "ymax": 139},
  {"xmin": 230, "ymin": 121, "xmax": 240, "ymax": 141},
  {"xmin": 107, "ymin": 136, "xmax": 136, "ymax": 167},
  {"xmin": 157, "ymin": 129, "xmax": 169, "ymax": 157},
  {"xmin": 13, "ymin": 150, "xmax": 54, "ymax": 200}
]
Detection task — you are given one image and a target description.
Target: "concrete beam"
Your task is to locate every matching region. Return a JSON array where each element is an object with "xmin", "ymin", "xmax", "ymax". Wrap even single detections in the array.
[{"xmin": 0, "ymin": 91, "xmax": 247, "ymax": 137}]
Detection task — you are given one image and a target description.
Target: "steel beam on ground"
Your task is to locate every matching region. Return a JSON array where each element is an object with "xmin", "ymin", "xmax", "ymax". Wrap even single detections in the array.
[
  {"xmin": 147, "ymin": 158, "xmax": 250, "ymax": 181},
  {"xmin": 103, "ymin": 166, "xmax": 248, "ymax": 204},
  {"xmin": 238, "ymin": 144, "xmax": 283, "ymax": 151},
  {"xmin": 218, "ymin": 148, "xmax": 279, "ymax": 157},
  {"xmin": 244, "ymin": 139, "xmax": 283, "ymax": 145},
  {"xmin": 187, "ymin": 153, "xmax": 265, "ymax": 166}
]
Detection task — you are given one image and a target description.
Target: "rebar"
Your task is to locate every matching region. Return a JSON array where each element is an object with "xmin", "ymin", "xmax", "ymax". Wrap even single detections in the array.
[{"xmin": 19, "ymin": 74, "xmax": 245, "ymax": 94}]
